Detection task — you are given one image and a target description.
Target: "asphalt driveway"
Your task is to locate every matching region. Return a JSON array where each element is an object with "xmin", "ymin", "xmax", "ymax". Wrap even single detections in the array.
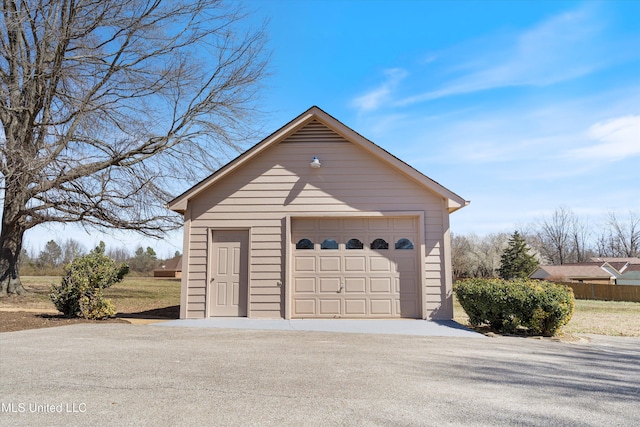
[{"xmin": 1, "ymin": 324, "xmax": 638, "ymax": 426}]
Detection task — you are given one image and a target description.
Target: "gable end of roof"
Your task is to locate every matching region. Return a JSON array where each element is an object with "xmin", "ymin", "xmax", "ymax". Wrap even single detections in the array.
[{"xmin": 167, "ymin": 106, "xmax": 468, "ymax": 213}]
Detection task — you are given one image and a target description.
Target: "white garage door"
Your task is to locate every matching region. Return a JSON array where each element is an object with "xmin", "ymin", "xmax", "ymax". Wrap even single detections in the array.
[{"xmin": 291, "ymin": 217, "xmax": 420, "ymax": 318}]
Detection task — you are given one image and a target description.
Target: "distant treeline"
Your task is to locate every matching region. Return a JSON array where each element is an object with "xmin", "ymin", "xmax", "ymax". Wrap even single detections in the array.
[
  {"xmin": 453, "ymin": 207, "xmax": 639, "ymax": 279},
  {"xmin": 19, "ymin": 239, "xmax": 180, "ymax": 276}
]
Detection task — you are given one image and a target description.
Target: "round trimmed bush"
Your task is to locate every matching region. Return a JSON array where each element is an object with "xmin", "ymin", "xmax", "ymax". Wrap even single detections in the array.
[
  {"xmin": 454, "ymin": 278, "xmax": 574, "ymax": 336},
  {"xmin": 50, "ymin": 243, "xmax": 128, "ymax": 319}
]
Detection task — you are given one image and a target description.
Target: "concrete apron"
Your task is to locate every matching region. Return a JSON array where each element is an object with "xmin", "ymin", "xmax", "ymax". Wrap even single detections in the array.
[{"xmin": 155, "ymin": 318, "xmax": 484, "ymax": 337}]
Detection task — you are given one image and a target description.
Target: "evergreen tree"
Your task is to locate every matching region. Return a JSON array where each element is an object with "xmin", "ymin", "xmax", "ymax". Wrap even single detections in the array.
[
  {"xmin": 37, "ymin": 240, "xmax": 63, "ymax": 269},
  {"xmin": 498, "ymin": 231, "xmax": 539, "ymax": 280},
  {"xmin": 129, "ymin": 246, "xmax": 158, "ymax": 274}
]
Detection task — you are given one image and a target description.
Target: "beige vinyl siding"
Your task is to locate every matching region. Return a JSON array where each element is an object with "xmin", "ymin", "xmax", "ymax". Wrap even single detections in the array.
[
  {"xmin": 179, "ymin": 210, "xmax": 191, "ymax": 318},
  {"xmin": 184, "ymin": 120, "xmax": 450, "ymax": 318}
]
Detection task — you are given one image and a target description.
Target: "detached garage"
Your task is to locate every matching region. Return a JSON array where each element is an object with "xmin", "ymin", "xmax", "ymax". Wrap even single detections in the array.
[{"xmin": 167, "ymin": 106, "xmax": 468, "ymax": 320}]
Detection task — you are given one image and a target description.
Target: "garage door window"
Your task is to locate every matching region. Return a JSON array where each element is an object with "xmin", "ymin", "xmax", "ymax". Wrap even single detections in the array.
[
  {"xmin": 296, "ymin": 238, "xmax": 314, "ymax": 249},
  {"xmin": 346, "ymin": 238, "xmax": 364, "ymax": 249},
  {"xmin": 321, "ymin": 238, "xmax": 339, "ymax": 249},
  {"xmin": 370, "ymin": 238, "xmax": 389, "ymax": 250},
  {"xmin": 395, "ymin": 238, "xmax": 414, "ymax": 250}
]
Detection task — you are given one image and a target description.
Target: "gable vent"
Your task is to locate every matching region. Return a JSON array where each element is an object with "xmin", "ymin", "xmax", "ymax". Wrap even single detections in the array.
[{"xmin": 282, "ymin": 120, "xmax": 350, "ymax": 144}]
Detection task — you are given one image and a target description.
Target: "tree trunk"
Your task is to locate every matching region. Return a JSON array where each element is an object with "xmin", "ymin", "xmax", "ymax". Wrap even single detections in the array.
[{"xmin": 0, "ymin": 197, "xmax": 28, "ymax": 296}]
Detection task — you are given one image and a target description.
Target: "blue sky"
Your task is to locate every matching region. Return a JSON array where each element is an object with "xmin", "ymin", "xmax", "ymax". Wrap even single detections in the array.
[{"xmin": 25, "ymin": 0, "xmax": 640, "ymax": 257}]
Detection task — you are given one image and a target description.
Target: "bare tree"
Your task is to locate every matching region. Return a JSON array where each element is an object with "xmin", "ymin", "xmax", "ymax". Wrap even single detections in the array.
[
  {"xmin": 107, "ymin": 246, "xmax": 130, "ymax": 263},
  {"xmin": 569, "ymin": 212, "xmax": 592, "ymax": 262},
  {"xmin": 0, "ymin": 0, "xmax": 268, "ymax": 294},
  {"xmin": 600, "ymin": 211, "xmax": 640, "ymax": 257},
  {"xmin": 451, "ymin": 232, "xmax": 508, "ymax": 278},
  {"xmin": 61, "ymin": 238, "xmax": 86, "ymax": 264},
  {"xmin": 451, "ymin": 233, "xmax": 473, "ymax": 279},
  {"xmin": 532, "ymin": 206, "xmax": 592, "ymax": 264},
  {"xmin": 472, "ymin": 232, "xmax": 509, "ymax": 278},
  {"xmin": 535, "ymin": 207, "xmax": 572, "ymax": 265}
]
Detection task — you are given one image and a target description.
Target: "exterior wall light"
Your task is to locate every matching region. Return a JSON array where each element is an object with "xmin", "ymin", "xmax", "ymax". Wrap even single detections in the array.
[{"xmin": 310, "ymin": 156, "xmax": 321, "ymax": 168}]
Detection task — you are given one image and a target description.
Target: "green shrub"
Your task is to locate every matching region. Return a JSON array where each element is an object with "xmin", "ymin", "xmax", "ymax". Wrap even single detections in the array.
[
  {"xmin": 454, "ymin": 278, "xmax": 575, "ymax": 336},
  {"xmin": 50, "ymin": 242, "xmax": 129, "ymax": 319}
]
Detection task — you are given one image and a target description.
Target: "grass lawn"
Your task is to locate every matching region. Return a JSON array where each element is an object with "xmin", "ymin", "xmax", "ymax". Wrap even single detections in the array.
[
  {"xmin": 1, "ymin": 276, "xmax": 180, "ymax": 316},
  {"xmin": 560, "ymin": 300, "xmax": 640, "ymax": 337},
  {"xmin": 103, "ymin": 277, "xmax": 180, "ymax": 316},
  {"xmin": 1, "ymin": 276, "xmax": 639, "ymax": 336},
  {"xmin": 453, "ymin": 295, "xmax": 640, "ymax": 337}
]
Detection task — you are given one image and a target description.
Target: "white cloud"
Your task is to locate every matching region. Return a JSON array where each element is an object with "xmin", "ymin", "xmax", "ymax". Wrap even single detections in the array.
[
  {"xmin": 351, "ymin": 68, "xmax": 407, "ymax": 112},
  {"xmin": 397, "ymin": 5, "xmax": 610, "ymax": 105},
  {"xmin": 569, "ymin": 115, "xmax": 640, "ymax": 161},
  {"xmin": 395, "ymin": 88, "xmax": 640, "ymax": 186}
]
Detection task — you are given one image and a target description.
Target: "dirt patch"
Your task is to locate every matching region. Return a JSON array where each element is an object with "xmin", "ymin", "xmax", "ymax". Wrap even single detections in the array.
[
  {"xmin": 0, "ymin": 311, "xmax": 130, "ymax": 333},
  {"xmin": 0, "ymin": 305, "xmax": 180, "ymax": 333}
]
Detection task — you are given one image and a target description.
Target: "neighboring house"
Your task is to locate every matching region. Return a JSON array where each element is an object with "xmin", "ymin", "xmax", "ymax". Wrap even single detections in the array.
[
  {"xmin": 530, "ymin": 258, "xmax": 640, "ymax": 285},
  {"xmin": 617, "ymin": 264, "xmax": 640, "ymax": 286},
  {"xmin": 530, "ymin": 264, "xmax": 617, "ymax": 285},
  {"xmin": 153, "ymin": 255, "xmax": 182, "ymax": 279},
  {"xmin": 167, "ymin": 106, "xmax": 468, "ymax": 320}
]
